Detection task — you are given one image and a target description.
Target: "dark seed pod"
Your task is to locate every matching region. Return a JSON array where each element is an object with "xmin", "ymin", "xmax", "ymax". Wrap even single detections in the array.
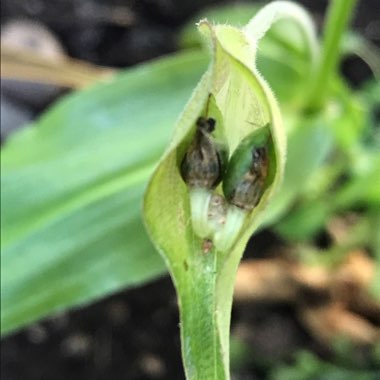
[
  {"xmin": 180, "ymin": 117, "xmax": 223, "ymax": 189},
  {"xmin": 223, "ymin": 127, "xmax": 271, "ymax": 211}
]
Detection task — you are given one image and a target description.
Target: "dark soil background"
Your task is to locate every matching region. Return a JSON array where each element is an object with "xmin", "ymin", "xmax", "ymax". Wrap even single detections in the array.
[{"xmin": 1, "ymin": 1, "xmax": 379, "ymax": 379}]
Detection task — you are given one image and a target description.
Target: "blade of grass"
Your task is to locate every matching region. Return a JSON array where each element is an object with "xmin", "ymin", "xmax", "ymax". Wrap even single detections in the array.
[{"xmin": 307, "ymin": 0, "xmax": 358, "ymax": 111}]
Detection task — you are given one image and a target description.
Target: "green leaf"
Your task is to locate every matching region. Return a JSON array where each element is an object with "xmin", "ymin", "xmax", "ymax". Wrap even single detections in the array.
[
  {"xmin": 1, "ymin": 51, "xmax": 208, "ymax": 335},
  {"xmin": 270, "ymin": 350, "xmax": 378, "ymax": 380},
  {"xmin": 271, "ymin": 76, "xmax": 379, "ymax": 240},
  {"xmin": 262, "ymin": 113, "xmax": 334, "ymax": 227}
]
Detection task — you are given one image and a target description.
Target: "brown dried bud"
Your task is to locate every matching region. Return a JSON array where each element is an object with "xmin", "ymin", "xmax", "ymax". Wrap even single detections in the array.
[{"xmin": 180, "ymin": 117, "xmax": 223, "ymax": 189}]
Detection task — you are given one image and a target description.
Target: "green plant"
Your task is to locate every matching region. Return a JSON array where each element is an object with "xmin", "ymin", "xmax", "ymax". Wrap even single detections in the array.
[
  {"xmin": 2, "ymin": 0, "xmax": 379, "ymax": 378},
  {"xmin": 270, "ymin": 348, "xmax": 380, "ymax": 380},
  {"xmin": 143, "ymin": 2, "xmax": 315, "ymax": 378}
]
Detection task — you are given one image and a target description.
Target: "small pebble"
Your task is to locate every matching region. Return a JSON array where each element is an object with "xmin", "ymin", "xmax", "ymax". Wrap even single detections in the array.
[
  {"xmin": 107, "ymin": 301, "xmax": 130, "ymax": 325},
  {"xmin": 61, "ymin": 333, "xmax": 92, "ymax": 357},
  {"xmin": 1, "ymin": 19, "xmax": 65, "ymax": 58},
  {"xmin": 25, "ymin": 323, "xmax": 48, "ymax": 344},
  {"xmin": 138, "ymin": 353, "xmax": 166, "ymax": 378},
  {"xmin": 49, "ymin": 312, "xmax": 69, "ymax": 330}
]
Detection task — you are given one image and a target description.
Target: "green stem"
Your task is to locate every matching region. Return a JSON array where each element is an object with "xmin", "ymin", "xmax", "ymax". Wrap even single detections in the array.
[
  {"xmin": 306, "ymin": 0, "xmax": 358, "ymax": 111},
  {"xmin": 177, "ymin": 250, "xmax": 228, "ymax": 380}
]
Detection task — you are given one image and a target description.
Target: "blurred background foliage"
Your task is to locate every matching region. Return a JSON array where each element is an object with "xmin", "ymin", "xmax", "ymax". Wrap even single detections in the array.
[{"xmin": 1, "ymin": 1, "xmax": 380, "ymax": 379}]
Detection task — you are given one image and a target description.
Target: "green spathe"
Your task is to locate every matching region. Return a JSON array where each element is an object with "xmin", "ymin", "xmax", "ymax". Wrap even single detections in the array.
[
  {"xmin": 144, "ymin": 2, "xmax": 318, "ymax": 378},
  {"xmin": 144, "ymin": 20, "xmax": 283, "ymax": 380}
]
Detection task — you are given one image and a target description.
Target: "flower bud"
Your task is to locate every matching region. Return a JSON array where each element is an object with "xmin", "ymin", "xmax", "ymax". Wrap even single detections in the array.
[
  {"xmin": 180, "ymin": 116, "xmax": 225, "ymax": 189},
  {"xmin": 223, "ymin": 126, "xmax": 273, "ymax": 211}
]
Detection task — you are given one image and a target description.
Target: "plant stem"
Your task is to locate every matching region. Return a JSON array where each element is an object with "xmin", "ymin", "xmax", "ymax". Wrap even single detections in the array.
[
  {"xmin": 306, "ymin": 0, "xmax": 358, "ymax": 111},
  {"xmin": 177, "ymin": 250, "xmax": 228, "ymax": 380}
]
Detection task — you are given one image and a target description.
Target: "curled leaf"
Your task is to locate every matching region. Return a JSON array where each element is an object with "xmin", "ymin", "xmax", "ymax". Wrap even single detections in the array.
[{"xmin": 144, "ymin": 2, "xmax": 317, "ymax": 378}]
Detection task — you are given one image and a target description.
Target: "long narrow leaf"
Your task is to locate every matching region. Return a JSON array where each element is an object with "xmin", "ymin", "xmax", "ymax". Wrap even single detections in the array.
[{"xmin": 1, "ymin": 51, "xmax": 208, "ymax": 335}]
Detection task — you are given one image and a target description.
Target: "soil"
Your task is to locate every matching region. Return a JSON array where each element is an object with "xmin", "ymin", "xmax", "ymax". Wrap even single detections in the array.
[{"xmin": 1, "ymin": 1, "xmax": 379, "ymax": 379}]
